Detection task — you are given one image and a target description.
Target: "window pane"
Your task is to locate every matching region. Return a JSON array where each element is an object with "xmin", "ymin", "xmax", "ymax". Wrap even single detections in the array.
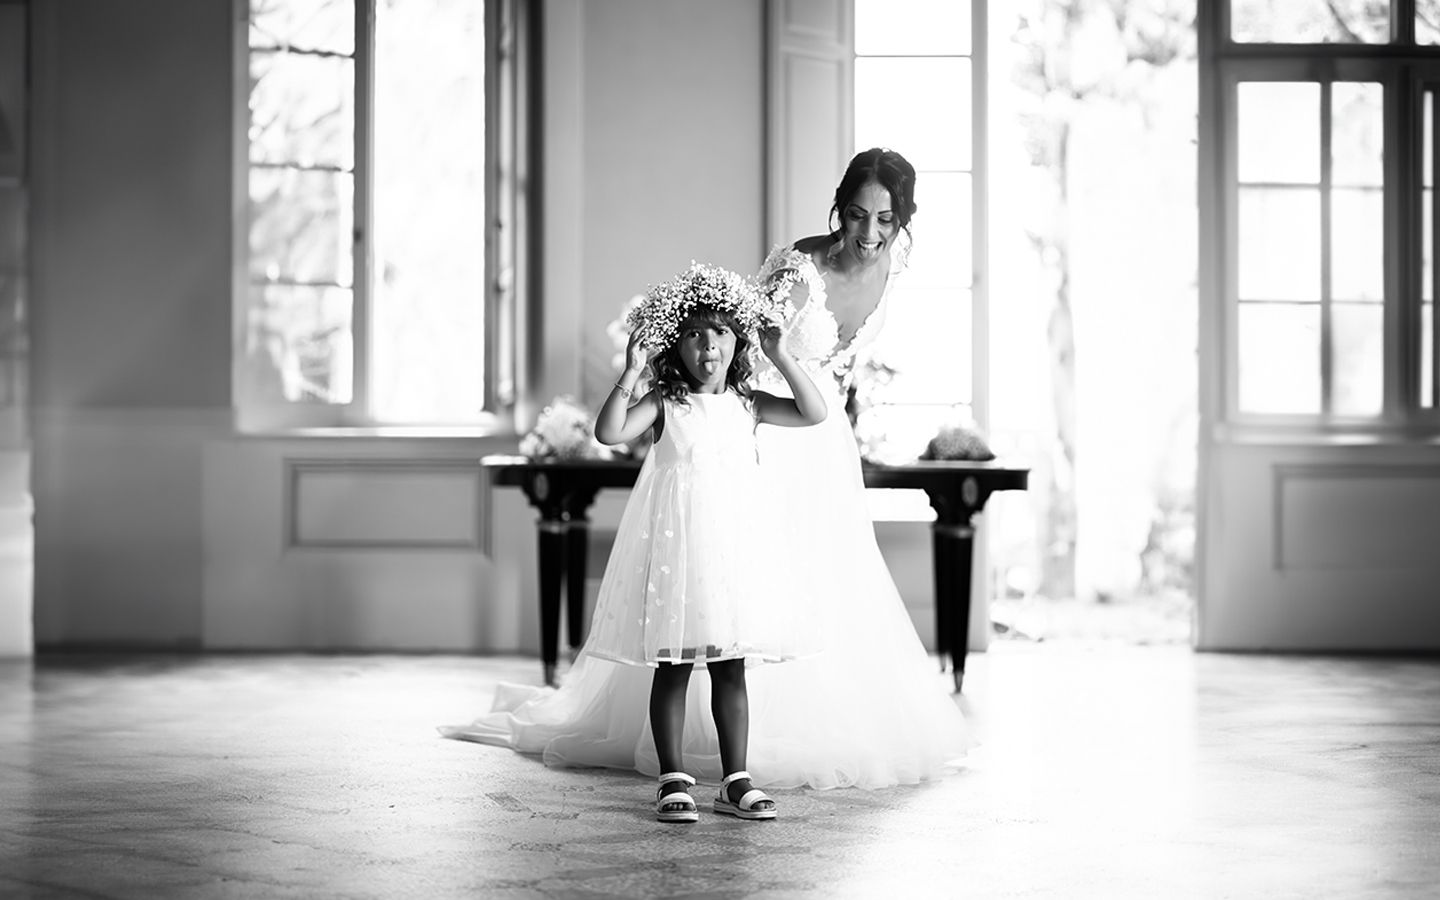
[
  {"xmin": 865, "ymin": 286, "xmax": 972, "ymax": 405},
  {"xmin": 1426, "ymin": 94, "xmax": 1434, "ymax": 305},
  {"xmin": 855, "ymin": 0, "xmax": 970, "ymax": 56},
  {"xmin": 1420, "ymin": 0, "xmax": 1440, "ymax": 44},
  {"xmin": 854, "ymin": 402, "xmax": 973, "ymax": 466},
  {"xmin": 250, "ymin": 0, "xmax": 354, "ymax": 55},
  {"xmin": 1231, "ymin": 0, "xmax": 1389, "ymax": 44},
  {"xmin": 1428, "ymin": 91, "xmax": 1436, "ymax": 190},
  {"xmin": 1425, "ymin": 188, "xmax": 1433, "ymax": 303},
  {"xmin": 249, "ymin": 50, "xmax": 354, "ymax": 169},
  {"xmin": 1423, "ymin": 301, "xmax": 1435, "ymax": 407},
  {"xmin": 1238, "ymin": 187, "xmax": 1321, "ymax": 301},
  {"xmin": 1330, "ymin": 188, "xmax": 1383, "ymax": 301},
  {"xmin": 371, "ymin": 0, "xmax": 487, "ymax": 422},
  {"xmin": 244, "ymin": 284, "xmax": 353, "ymax": 404},
  {"xmin": 249, "ymin": 167, "xmax": 354, "ymax": 286},
  {"xmin": 1331, "ymin": 82, "xmax": 1383, "ymax": 188},
  {"xmin": 1331, "ymin": 302, "xmax": 1384, "ymax": 416},
  {"xmin": 1238, "ymin": 82, "xmax": 1319, "ymax": 185},
  {"xmin": 855, "ymin": 57, "xmax": 970, "ymax": 172},
  {"xmin": 905, "ymin": 173, "xmax": 970, "ymax": 289},
  {"xmin": 1238, "ymin": 302, "xmax": 1321, "ymax": 414}
]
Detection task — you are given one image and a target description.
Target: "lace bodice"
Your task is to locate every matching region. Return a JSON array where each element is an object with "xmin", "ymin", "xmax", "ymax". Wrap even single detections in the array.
[{"xmin": 754, "ymin": 238, "xmax": 907, "ymax": 394}]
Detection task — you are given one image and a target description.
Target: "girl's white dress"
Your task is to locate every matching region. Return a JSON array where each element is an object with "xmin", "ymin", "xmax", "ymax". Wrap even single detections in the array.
[
  {"xmin": 441, "ymin": 240, "xmax": 972, "ymax": 789},
  {"xmin": 581, "ymin": 389, "xmax": 811, "ymax": 667}
]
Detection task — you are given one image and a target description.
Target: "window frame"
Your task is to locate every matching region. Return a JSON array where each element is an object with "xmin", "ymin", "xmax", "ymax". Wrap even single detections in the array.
[
  {"xmin": 1207, "ymin": 0, "xmax": 1440, "ymax": 435},
  {"xmin": 848, "ymin": 0, "xmax": 988, "ymax": 432},
  {"xmin": 234, "ymin": 0, "xmax": 532, "ymax": 433}
]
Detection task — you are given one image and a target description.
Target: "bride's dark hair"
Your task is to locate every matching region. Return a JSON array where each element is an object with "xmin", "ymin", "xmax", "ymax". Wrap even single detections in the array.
[
  {"xmin": 828, "ymin": 147, "xmax": 918, "ymax": 238},
  {"xmin": 651, "ymin": 305, "xmax": 755, "ymax": 408}
]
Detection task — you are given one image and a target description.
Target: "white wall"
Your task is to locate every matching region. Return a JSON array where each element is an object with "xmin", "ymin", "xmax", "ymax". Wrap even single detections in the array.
[
  {"xmin": 573, "ymin": 0, "xmax": 766, "ymax": 405},
  {"xmin": 29, "ymin": 0, "xmax": 233, "ymax": 647}
]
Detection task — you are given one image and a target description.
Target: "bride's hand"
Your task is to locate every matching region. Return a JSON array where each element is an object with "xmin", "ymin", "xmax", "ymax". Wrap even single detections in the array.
[{"xmin": 758, "ymin": 326, "xmax": 786, "ymax": 362}]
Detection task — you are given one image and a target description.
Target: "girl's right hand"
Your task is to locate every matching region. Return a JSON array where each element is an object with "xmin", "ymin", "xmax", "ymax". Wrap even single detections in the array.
[{"xmin": 626, "ymin": 327, "xmax": 650, "ymax": 373}]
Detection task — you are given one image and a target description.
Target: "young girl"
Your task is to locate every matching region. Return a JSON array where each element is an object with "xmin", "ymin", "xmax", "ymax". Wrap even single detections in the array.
[{"xmin": 586, "ymin": 262, "xmax": 827, "ymax": 823}]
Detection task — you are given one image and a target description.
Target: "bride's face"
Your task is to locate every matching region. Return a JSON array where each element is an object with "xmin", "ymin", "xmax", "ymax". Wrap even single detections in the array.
[{"xmin": 839, "ymin": 180, "xmax": 897, "ymax": 266}]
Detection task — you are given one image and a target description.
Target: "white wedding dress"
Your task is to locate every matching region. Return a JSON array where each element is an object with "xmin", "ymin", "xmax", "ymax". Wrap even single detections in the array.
[{"xmin": 440, "ymin": 240, "xmax": 971, "ymax": 789}]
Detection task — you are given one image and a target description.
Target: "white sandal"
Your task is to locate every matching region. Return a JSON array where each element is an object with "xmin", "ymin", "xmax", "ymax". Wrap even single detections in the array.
[
  {"xmin": 713, "ymin": 770, "xmax": 777, "ymax": 820},
  {"xmin": 655, "ymin": 771, "xmax": 699, "ymax": 823}
]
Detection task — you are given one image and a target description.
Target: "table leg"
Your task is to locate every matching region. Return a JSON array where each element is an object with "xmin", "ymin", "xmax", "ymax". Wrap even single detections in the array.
[
  {"xmin": 565, "ymin": 521, "xmax": 589, "ymax": 656},
  {"xmin": 932, "ymin": 520, "xmax": 975, "ymax": 693},
  {"xmin": 932, "ymin": 527, "xmax": 952, "ymax": 671},
  {"xmin": 537, "ymin": 520, "xmax": 567, "ymax": 687}
]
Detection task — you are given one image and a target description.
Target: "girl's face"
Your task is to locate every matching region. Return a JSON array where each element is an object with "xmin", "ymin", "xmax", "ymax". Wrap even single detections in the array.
[
  {"xmin": 839, "ymin": 179, "xmax": 897, "ymax": 266},
  {"xmin": 676, "ymin": 316, "xmax": 737, "ymax": 392}
]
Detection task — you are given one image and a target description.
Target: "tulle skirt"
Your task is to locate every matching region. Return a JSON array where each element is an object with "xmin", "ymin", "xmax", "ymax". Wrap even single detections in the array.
[
  {"xmin": 441, "ymin": 390, "xmax": 972, "ymax": 789},
  {"xmin": 581, "ymin": 449, "xmax": 815, "ymax": 667}
]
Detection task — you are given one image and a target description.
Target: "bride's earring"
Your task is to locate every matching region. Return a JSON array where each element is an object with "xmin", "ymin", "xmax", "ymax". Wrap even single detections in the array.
[{"xmin": 826, "ymin": 231, "xmax": 845, "ymax": 260}]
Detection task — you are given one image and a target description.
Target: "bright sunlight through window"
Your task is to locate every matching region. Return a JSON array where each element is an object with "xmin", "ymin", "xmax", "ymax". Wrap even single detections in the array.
[{"xmin": 245, "ymin": 0, "xmax": 487, "ymax": 427}]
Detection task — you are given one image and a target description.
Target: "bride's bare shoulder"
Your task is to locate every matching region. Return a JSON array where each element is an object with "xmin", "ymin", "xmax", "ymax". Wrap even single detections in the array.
[{"xmin": 792, "ymin": 234, "xmax": 831, "ymax": 261}]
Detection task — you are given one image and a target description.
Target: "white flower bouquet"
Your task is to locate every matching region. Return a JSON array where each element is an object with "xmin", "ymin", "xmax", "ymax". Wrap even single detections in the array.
[{"xmin": 518, "ymin": 395, "xmax": 613, "ymax": 461}]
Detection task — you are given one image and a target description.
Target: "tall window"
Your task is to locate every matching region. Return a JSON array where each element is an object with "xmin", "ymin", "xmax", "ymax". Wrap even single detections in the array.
[
  {"xmin": 851, "ymin": 0, "xmax": 981, "ymax": 461},
  {"xmin": 241, "ymin": 0, "xmax": 527, "ymax": 429},
  {"xmin": 1216, "ymin": 1, "xmax": 1440, "ymax": 425}
]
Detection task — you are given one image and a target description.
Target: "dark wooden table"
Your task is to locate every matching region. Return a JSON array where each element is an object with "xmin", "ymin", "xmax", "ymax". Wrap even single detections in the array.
[{"xmin": 484, "ymin": 455, "xmax": 1028, "ymax": 691}]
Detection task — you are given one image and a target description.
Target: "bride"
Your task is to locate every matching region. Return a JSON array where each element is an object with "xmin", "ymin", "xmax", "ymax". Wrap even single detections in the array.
[{"xmin": 441, "ymin": 147, "xmax": 970, "ymax": 790}]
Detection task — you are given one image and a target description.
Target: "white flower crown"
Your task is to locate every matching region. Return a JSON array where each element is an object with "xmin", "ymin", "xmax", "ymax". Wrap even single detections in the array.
[{"xmin": 625, "ymin": 262, "xmax": 789, "ymax": 351}]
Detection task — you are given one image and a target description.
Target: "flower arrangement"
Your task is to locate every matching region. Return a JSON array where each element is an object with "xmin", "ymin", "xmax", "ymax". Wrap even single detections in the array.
[
  {"xmin": 518, "ymin": 395, "xmax": 613, "ymax": 461},
  {"xmin": 626, "ymin": 261, "xmax": 789, "ymax": 351}
]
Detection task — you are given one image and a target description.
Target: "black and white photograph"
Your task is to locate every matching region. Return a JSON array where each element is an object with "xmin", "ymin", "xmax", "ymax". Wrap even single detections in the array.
[{"xmin": 1, "ymin": 1, "xmax": 1438, "ymax": 897}]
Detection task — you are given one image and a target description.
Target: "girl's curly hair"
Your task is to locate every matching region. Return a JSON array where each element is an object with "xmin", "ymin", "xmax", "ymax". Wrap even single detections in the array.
[{"xmin": 650, "ymin": 305, "xmax": 755, "ymax": 408}]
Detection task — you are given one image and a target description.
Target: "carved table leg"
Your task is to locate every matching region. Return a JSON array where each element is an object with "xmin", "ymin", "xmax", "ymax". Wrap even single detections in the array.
[
  {"xmin": 537, "ymin": 520, "xmax": 567, "ymax": 687},
  {"xmin": 926, "ymin": 476, "xmax": 983, "ymax": 694},
  {"xmin": 565, "ymin": 520, "xmax": 589, "ymax": 658},
  {"xmin": 932, "ymin": 525, "xmax": 953, "ymax": 672},
  {"xmin": 933, "ymin": 520, "xmax": 975, "ymax": 693}
]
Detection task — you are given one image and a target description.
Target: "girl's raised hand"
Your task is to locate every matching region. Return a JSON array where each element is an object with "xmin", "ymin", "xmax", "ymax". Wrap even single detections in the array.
[
  {"xmin": 626, "ymin": 327, "xmax": 651, "ymax": 373},
  {"xmin": 759, "ymin": 326, "xmax": 785, "ymax": 362}
]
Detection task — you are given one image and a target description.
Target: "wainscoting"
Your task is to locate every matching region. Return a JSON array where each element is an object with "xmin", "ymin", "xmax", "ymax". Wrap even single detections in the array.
[
  {"xmin": 203, "ymin": 437, "xmax": 529, "ymax": 652},
  {"xmin": 1202, "ymin": 441, "xmax": 1440, "ymax": 650}
]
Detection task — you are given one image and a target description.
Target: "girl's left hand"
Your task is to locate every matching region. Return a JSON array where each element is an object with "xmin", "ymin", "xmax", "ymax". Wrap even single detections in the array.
[{"xmin": 759, "ymin": 326, "xmax": 785, "ymax": 361}]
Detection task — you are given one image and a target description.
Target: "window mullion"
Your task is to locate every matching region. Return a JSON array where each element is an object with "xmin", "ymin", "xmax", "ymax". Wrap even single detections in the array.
[
  {"xmin": 350, "ymin": 0, "xmax": 375, "ymax": 424},
  {"xmin": 1396, "ymin": 0, "xmax": 1418, "ymax": 45},
  {"xmin": 1320, "ymin": 80, "xmax": 1334, "ymax": 416},
  {"xmin": 972, "ymin": 0, "xmax": 989, "ymax": 433},
  {"xmin": 1389, "ymin": 70, "xmax": 1419, "ymax": 417},
  {"xmin": 1430, "ymin": 78, "xmax": 1440, "ymax": 410}
]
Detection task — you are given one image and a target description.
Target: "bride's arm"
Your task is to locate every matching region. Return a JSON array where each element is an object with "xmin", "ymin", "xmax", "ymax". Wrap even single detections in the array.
[{"xmin": 758, "ymin": 242, "xmax": 823, "ymax": 317}]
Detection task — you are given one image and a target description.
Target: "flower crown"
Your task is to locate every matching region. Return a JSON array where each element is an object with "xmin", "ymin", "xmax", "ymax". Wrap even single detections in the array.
[{"xmin": 625, "ymin": 262, "xmax": 789, "ymax": 351}]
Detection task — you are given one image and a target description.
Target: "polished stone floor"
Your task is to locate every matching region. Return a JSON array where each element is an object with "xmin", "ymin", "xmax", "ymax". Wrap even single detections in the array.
[{"xmin": 1, "ymin": 646, "xmax": 1438, "ymax": 899}]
